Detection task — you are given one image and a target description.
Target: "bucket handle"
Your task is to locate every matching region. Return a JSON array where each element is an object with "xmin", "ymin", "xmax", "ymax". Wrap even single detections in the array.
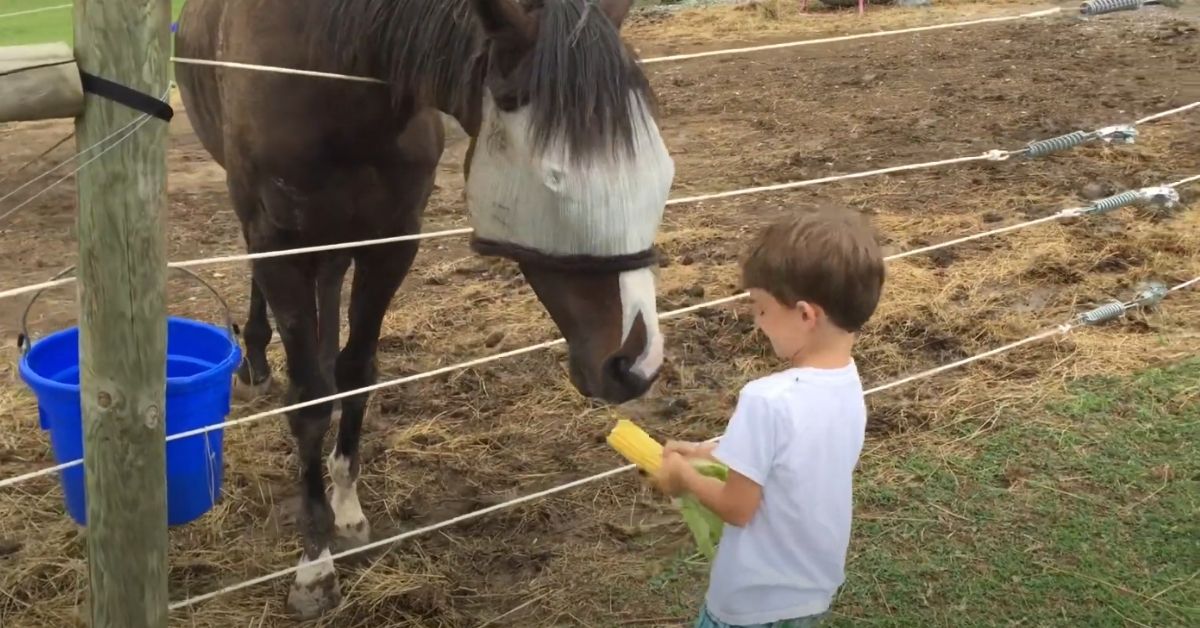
[{"xmin": 17, "ymin": 265, "xmax": 241, "ymax": 356}]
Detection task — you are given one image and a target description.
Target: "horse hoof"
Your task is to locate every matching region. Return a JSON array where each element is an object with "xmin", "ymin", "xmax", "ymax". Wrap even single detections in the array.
[
  {"xmin": 232, "ymin": 374, "xmax": 272, "ymax": 402},
  {"xmin": 286, "ymin": 570, "xmax": 341, "ymax": 620},
  {"xmin": 334, "ymin": 518, "xmax": 371, "ymax": 552}
]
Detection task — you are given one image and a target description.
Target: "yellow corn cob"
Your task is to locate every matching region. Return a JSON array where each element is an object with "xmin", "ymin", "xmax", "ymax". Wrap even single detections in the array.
[{"xmin": 606, "ymin": 418, "xmax": 664, "ymax": 473}]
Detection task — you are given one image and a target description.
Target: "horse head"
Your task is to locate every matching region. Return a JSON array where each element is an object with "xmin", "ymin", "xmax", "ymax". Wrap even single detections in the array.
[{"xmin": 463, "ymin": 0, "xmax": 673, "ymax": 404}]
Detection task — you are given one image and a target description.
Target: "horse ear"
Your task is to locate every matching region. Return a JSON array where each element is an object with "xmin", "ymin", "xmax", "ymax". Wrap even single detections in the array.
[
  {"xmin": 597, "ymin": 0, "xmax": 635, "ymax": 29},
  {"xmin": 471, "ymin": 0, "xmax": 537, "ymax": 46}
]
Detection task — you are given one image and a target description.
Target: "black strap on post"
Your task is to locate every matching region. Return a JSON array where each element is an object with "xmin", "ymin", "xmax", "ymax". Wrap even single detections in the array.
[{"xmin": 79, "ymin": 71, "xmax": 174, "ymax": 122}]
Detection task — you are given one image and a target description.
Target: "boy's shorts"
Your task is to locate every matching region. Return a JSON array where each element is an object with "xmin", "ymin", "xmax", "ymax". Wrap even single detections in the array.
[{"xmin": 694, "ymin": 603, "xmax": 828, "ymax": 628}]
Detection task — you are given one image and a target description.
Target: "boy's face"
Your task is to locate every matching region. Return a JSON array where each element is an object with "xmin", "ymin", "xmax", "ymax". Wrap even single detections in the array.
[{"xmin": 747, "ymin": 288, "xmax": 818, "ymax": 360}]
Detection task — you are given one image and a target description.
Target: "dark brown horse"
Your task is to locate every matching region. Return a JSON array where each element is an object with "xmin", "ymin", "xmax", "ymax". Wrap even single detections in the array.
[{"xmin": 173, "ymin": 0, "xmax": 674, "ymax": 618}]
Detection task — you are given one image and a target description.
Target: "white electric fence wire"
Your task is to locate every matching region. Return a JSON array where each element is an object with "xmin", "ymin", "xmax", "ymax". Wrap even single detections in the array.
[
  {"xmin": 0, "ymin": 112, "xmax": 154, "ymax": 222},
  {"xmin": 1167, "ymin": 173, "xmax": 1200, "ymax": 188},
  {"xmin": 8, "ymin": 93, "xmax": 1196, "ymax": 302},
  {"xmin": 640, "ymin": 8, "xmax": 1062, "ymax": 64},
  {"xmin": 1168, "ymin": 276, "xmax": 1199, "ymax": 293},
  {"xmin": 0, "ymin": 151, "xmax": 1005, "ymax": 295},
  {"xmin": 5, "ymin": 199, "xmax": 1185, "ymax": 491},
  {"xmin": 0, "ymin": 86, "xmax": 177, "ymax": 209},
  {"xmin": 168, "ymin": 273, "xmax": 1195, "ymax": 611},
  {"xmin": 0, "ymin": 4, "xmax": 70, "ymax": 20},
  {"xmin": 167, "ymin": 150, "xmax": 1197, "ymax": 270},
  {"xmin": 0, "ymin": 276, "xmax": 74, "ymax": 302},
  {"xmin": 0, "ymin": 0, "xmax": 1189, "ymax": 605},
  {"xmin": 167, "ymin": 8, "xmax": 1064, "ymax": 81},
  {"xmin": 666, "ymin": 153, "xmax": 1004, "ymax": 206},
  {"xmin": 0, "ymin": 153, "xmax": 1003, "ymax": 299},
  {"xmin": 0, "ymin": 4, "xmax": 1066, "ymax": 52},
  {"xmin": 2, "ymin": 3, "xmax": 1184, "ymax": 240},
  {"xmin": 169, "ymin": 227, "xmax": 477, "ymax": 269},
  {"xmin": 168, "ymin": 153, "xmax": 1007, "ymax": 269},
  {"xmin": 168, "ymin": 57, "xmax": 386, "ymax": 84},
  {"xmin": 1135, "ymin": 101, "xmax": 1200, "ymax": 125}
]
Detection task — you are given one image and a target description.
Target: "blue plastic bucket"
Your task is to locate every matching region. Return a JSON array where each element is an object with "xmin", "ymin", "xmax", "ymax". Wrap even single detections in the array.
[{"xmin": 18, "ymin": 316, "xmax": 241, "ymax": 527}]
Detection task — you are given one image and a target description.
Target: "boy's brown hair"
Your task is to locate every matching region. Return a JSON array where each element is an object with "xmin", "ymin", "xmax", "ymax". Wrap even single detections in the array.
[{"xmin": 741, "ymin": 205, "xmax": 885, "ymax": 333}]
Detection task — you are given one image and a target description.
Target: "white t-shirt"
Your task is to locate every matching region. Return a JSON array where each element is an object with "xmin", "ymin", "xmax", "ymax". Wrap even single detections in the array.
[{"xmin": 704, "ymin": 360, "xmax": 867, "ymax": 625}]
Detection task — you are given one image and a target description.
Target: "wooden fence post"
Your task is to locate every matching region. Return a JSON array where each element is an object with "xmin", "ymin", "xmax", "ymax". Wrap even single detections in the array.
[{"xmin": 73, "ymin": 0, "xmax": 171, "ymax": 626}]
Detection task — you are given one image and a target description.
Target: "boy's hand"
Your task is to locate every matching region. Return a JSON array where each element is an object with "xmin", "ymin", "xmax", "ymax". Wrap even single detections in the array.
[
  {"xmin": 663, "ymin": 440, "xmax": 701, "ymax": 457},
  {"xmin": 665, "ymin": 439, "xmax": 718, "ymax": 462},
  {"xmin": 654, "ymin": 451, "xmax": 692, "ymax": 497}
]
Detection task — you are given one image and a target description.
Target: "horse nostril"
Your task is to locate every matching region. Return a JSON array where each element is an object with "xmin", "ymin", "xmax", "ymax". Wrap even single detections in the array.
[
  {"xmin": 606, "ymin": 356, "xmax": 633, "ymax": 384},
  {"xmin": 599, "ymin": 355, "xmax": 654, "ymax": 403}
]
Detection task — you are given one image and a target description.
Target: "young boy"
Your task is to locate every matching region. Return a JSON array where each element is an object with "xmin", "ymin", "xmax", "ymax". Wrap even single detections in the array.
[{"xmin": 655, "ymin": 205, "xmax": 886, "ymax": 628}]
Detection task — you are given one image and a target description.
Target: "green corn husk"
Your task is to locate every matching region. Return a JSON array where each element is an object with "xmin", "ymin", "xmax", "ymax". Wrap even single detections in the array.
[{"xmin": 676, "ymin": 459, "xmax": 728, "ymax": 560}]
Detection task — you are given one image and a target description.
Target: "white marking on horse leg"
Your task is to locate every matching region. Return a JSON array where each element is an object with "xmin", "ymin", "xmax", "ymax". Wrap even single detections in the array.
[
  {"xmin": 619, "ymin": 268, "xmax": 664, "ymax": 380},
  {"xmin": 328, "ymin": 451, "xmax": 369, "ymax": 548},
  {"xmin": 287, "ymin": 547, "xmax": 340, "ymax": 619},
  {"xmin": 294, "ymin": 548, "xmax": 335, "ymax": 587}
]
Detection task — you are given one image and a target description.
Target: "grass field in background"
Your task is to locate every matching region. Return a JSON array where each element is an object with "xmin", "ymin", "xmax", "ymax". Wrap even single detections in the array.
[{"xmin": 0, "ymin": 1, "xmax": 184, "ymax": 47}]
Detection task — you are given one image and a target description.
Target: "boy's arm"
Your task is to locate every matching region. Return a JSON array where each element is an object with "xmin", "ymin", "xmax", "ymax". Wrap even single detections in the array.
[
  {"xmin": 665, "ymin": 452, "xmax": 763, "ymax": 527},
  {"xmin": 680, "ymin": 387, "xmax": 778, "ymax": 527}
]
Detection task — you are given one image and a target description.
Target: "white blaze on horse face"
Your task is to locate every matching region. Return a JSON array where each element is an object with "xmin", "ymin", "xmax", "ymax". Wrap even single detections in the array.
[
  {"xmin": 465, "ymin": 89, "xmax": 674, "ymax": 259},
  {"xmin": 620, "ymin": 267, "xmax": 664, "ymax": 379}
]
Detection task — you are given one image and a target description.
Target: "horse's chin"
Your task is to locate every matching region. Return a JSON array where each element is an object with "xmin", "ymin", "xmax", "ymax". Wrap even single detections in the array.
[{"xmin": 567, "ymin": 358, "xmax": 595, "ymax": 398}]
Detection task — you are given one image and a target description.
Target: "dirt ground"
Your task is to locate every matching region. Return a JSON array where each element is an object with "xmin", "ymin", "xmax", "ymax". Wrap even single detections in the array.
[{"xmin": 1, "ymin": 1, "xmax": 1198, "ymax": 627}]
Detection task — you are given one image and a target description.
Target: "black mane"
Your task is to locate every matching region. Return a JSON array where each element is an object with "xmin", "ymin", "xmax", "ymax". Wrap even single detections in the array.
[
  {"xmin": 527, "ymin": 0, "xmax": 656, "ymax": 161},
  {"xmin": 320, "ymin": 0, "xmax": 655, "ymax": 161},
  {"xmin": 321, "ymin": 0, "xmax": 484, "ymax": 118}
]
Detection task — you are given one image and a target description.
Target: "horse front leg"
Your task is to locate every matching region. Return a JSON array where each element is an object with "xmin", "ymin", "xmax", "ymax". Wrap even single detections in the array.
[
  {"xmin": 250, "ymin": 256, "xmax": 342, "ymax": 619},
  {"xmin": 233, "ymin": 276, "xmax": 274, "ymax": 401},
  {"xmin": 329, "ymin": 241, "xmax": 419, "ymax": 551}
]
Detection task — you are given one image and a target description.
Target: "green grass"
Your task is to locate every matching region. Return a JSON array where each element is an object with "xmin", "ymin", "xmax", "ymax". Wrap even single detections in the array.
[
  {"xmin": 650, "ymin": 359, "xmax": 1200, "ymax": 626},
  {"xmin": 0, "ymin": 0, "xmax": 184, "ymax": 47},
  {"xmin": 0, "ymin": 1, "xmax": 72, "ymax": 46}
]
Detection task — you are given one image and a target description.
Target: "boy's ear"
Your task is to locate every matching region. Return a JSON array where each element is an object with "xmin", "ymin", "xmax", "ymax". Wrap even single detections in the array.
[{"xmin": 795, "ymin": 301, "xmax": 819, "ymax": 322}]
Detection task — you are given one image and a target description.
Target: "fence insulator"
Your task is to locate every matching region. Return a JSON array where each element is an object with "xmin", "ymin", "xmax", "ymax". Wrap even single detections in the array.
[
  {"xmin": 1133, "ymin": 281, "xmax": 1169, "ymax": 307},
  {"xmin": 1095, "ymin": 124, "xmax": 1138, "ymax": 145},
  {"xmin": 1080, "ymin": 186, "xmax": 1180, "ymax": 216},
  {"xmin": 1080, "ymin": 0, "xmax": 1146, "ymax": 16},
  {"xmin": 1079, "ymin": 301, "xmax": 1127, "ymax": 325},
  {"xmin": 1025, "ymin": 131, "xmax": 1092, "ymax": 158},
  {"xmin": 1086, "ymin": 190, "xmax": 1143, "ymax": 214}
]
